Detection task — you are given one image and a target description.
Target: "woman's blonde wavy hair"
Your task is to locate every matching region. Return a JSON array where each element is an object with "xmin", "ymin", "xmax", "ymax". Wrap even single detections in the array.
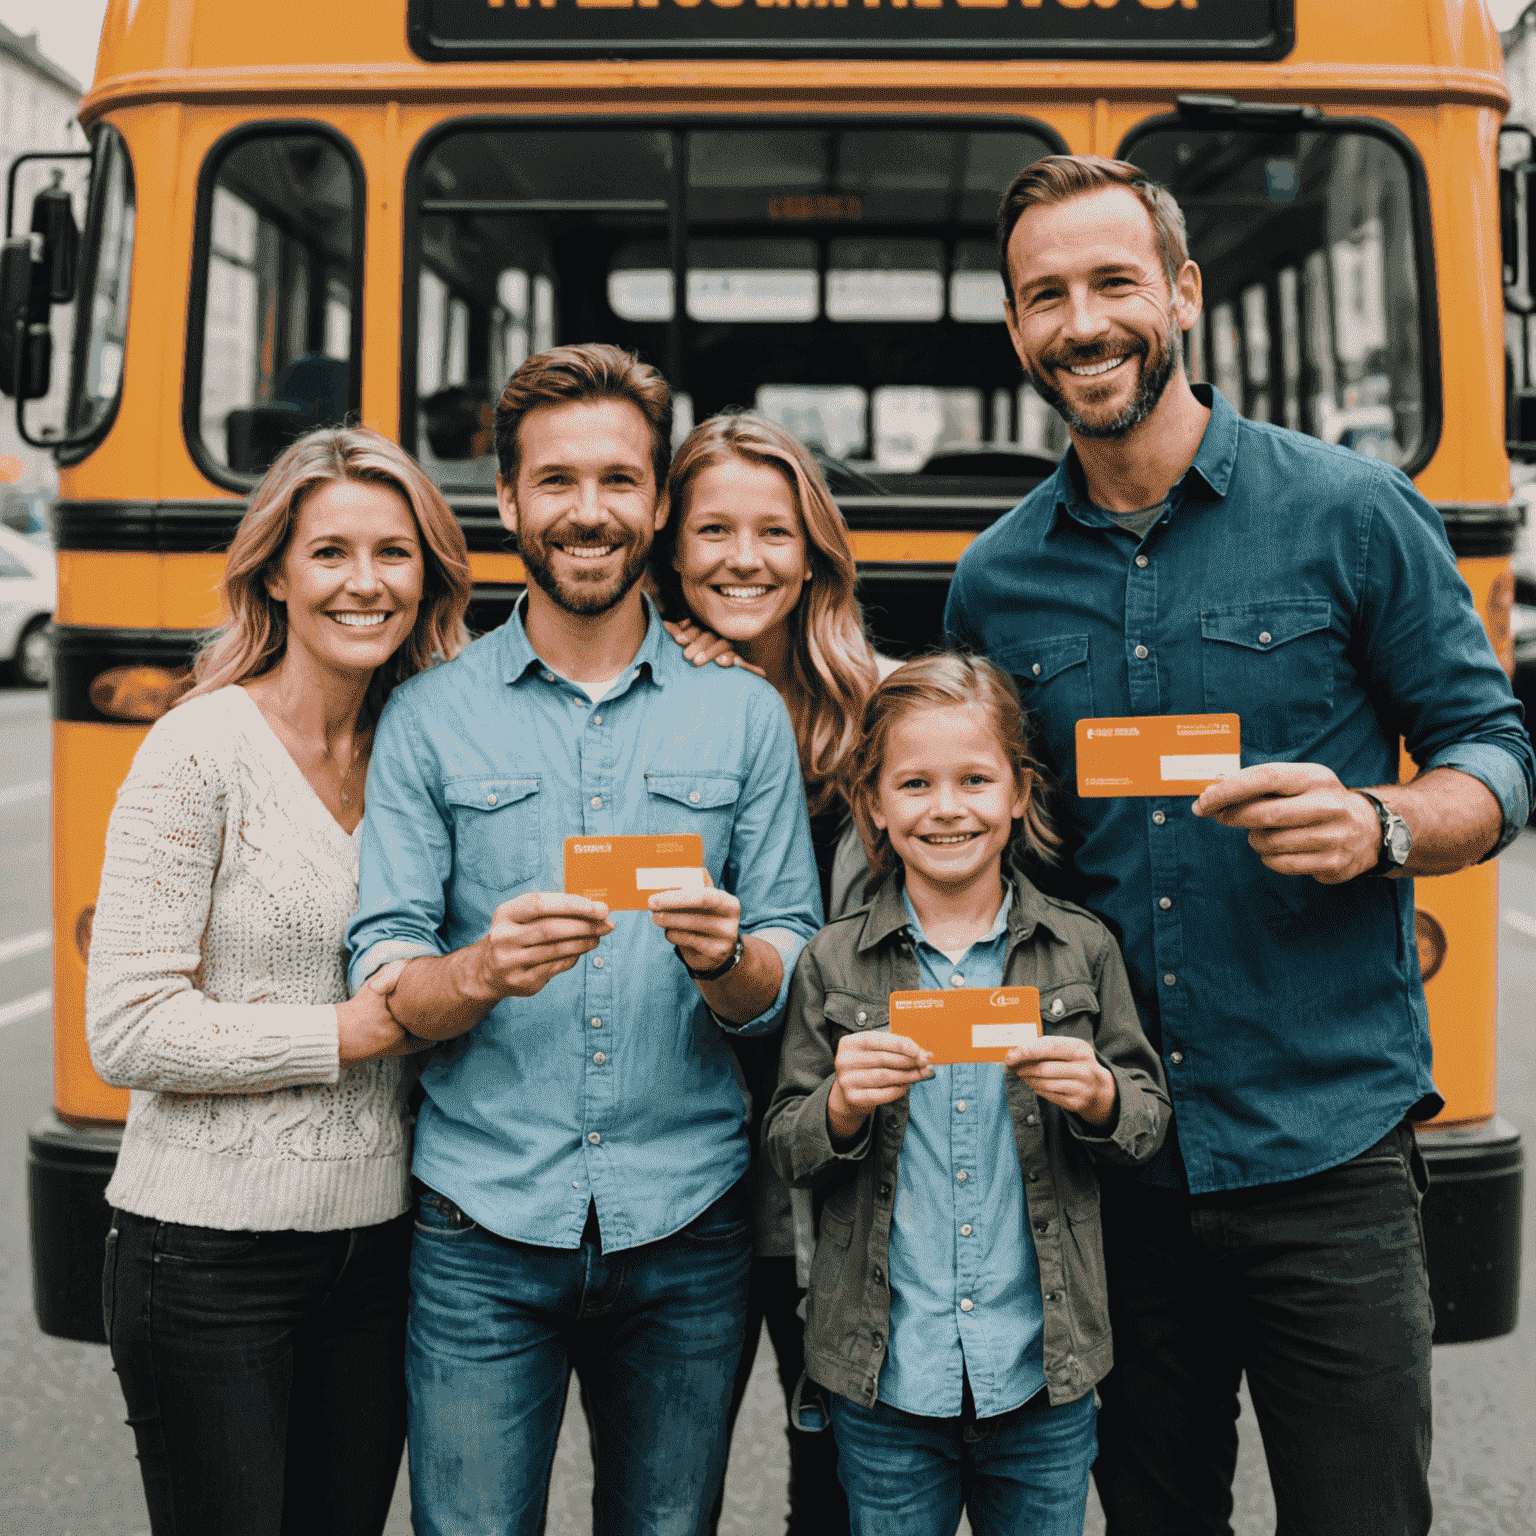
[
  {"xmin": 180, "ymin": 426, "xmax": 472, "ymax": 710},
  {"xmin": 656, "ymin": 413, "xmax": 878, "ymax": 816},
  {"xmin": 844, "ymin": 653, "xmax": 1061, "ymax": 890}
]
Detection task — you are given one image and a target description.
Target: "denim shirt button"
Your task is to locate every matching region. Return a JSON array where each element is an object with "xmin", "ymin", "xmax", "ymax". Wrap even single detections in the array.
[
  {"xmin": 1152, "ymin": 810, "xmax": 1167, "ymax": 825},
  {"xmin": 1134, "ymin": 644, "xmax": 1149, "ymax": 659}
]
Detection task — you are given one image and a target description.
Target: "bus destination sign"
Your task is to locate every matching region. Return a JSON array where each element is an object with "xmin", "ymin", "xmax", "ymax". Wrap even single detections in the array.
[{"xmin": 408, "ymin": 0, "xmax": 1295, "ymax": 62}]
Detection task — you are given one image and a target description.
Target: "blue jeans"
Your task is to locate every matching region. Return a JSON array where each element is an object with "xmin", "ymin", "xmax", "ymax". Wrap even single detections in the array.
[
  {"xmin": 830, "ymin": 1386, "xmax": 1097, "ymax": 1536},
  {"xmin": 406, "ymin": 1178, "xmax": 753, "ymax": 1536}
]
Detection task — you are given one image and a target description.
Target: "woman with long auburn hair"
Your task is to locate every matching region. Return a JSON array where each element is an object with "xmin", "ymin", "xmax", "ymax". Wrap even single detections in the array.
[
  {"xmin": 88, "ymin": 426, "xmax": 470, "ymax": 1536},
  {"xmin": 654, "ymin": 410, "xmax": 891, "ymax": 1536}
]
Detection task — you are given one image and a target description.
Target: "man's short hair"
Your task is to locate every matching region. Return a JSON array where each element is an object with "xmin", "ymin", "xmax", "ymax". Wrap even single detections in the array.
[
  {"xmin": 493, "ymin": 343, "xmax": 673, "ymax": 491},
  {"xmin": 997, "ymin": 154, "xmax": 1190, "ymax": 304}
]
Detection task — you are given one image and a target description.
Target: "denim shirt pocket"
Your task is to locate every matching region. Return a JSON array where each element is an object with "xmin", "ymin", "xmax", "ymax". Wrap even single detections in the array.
[
  {"xmin": 1200, "ymin": 597, "xmax": 1333, "ymax": 756},
  {"xmin": 993, "ymin": 634, "xmax": 1093, "ymax": 781},
  {"xmin": 643, "ymin": 771, "xmax": 743, "ymax": 870},
  {"xmin": 444, "ymin": 776, "xmax": 540, "ymax": 891}
]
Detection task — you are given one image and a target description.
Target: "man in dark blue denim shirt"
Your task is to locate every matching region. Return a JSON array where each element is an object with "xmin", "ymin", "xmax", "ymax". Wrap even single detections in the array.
[{"xmin": 947, "ymin": 155, "xmax": 1535, "ymax": 1536}]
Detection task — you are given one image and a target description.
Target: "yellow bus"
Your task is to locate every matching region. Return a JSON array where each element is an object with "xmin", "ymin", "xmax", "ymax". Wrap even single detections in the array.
[{"xmin": 9, "ymin": 0, "xmax": 1524, "ymax": 1344}]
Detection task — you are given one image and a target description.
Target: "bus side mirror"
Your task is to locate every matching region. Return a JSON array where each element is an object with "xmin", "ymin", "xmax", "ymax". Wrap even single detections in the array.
[
  {"xmin": 32, "ymin": 180, "xmax": 77, "ymax": 306},
  {"xmin": 0, "ymin": 236, "xmax": 51, "ymax": 401}
]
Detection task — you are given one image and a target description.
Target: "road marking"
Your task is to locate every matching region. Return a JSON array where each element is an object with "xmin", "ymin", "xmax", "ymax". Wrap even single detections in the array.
[
  {"xmin": 0, "ymin": 779, "xmax": 47, "ymax": 808},
  {"xmin": 0, "ymin": 987, "xmax": 49, "ymax": 1028},
  {"xmin": 0, "ymin": 928, "xmax": 49, "ymax": 965},
  {"xmin": 1503, "ymin": 909, "xmax": 1536, "ymax": 939}
]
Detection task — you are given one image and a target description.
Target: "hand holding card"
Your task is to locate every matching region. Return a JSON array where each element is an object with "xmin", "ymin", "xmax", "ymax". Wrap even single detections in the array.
[{"xmin": 1005, "ymin": 1034, "xmax": 1118, "ymax": 1126}]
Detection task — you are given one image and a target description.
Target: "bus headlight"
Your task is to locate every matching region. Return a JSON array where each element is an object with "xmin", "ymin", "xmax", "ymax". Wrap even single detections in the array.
[
  {"xmin": 1416, "ymin": 909, "xmax": 1447, "ymax": 983},
  {"xmin": 88, "ymin": 666, "xmax": 191, "ymax": 721}
]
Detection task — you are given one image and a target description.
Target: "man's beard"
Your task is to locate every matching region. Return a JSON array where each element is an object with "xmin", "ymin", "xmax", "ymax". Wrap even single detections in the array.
[
  {"xmin": 518, "ymin": 520, "xmax": 653, "ymax": 617},
  {"xmin": 1025, "ymin": 312, "xmax": 1182, "ymax": 441}
]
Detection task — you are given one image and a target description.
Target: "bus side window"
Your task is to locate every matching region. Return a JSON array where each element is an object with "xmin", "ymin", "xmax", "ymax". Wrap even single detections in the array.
[
  {"xmin": 64, "ymin": 124, "xmax": 134, "ymax": 452},
  {"xmin": 1128, "ymin": 125, "xmax": 1427, "ymax": 471},
  {"xmin": 188, "ymin": 128, "xmax": 363, "ymax": 484}
]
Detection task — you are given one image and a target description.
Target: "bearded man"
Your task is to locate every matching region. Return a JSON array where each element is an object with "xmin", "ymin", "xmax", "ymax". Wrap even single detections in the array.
[
  {"xmin": 347, "ymin": 344, "xmax": 821, "ymax": 1536},
  {"xmin": 945, "ymin": 156, "xmax": 1534, "ymax": 1536}
]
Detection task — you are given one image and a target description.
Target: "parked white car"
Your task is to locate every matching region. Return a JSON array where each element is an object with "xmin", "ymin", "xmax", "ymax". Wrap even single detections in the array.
[{"xmin": 0, "ymin": 524, "xmax": 55, "ymax": 687}]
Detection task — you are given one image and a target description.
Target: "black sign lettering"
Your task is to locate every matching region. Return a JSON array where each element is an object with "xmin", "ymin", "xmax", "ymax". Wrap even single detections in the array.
[{"xmin": 408, "ymin": 0, "xmax": 1295, "ymax": 61}]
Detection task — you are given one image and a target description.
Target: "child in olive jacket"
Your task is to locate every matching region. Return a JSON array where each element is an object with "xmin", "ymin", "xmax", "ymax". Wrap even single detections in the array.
[{"xmin": 763, "ymin": 655, "xmax": 1170, "ymax": 1536}]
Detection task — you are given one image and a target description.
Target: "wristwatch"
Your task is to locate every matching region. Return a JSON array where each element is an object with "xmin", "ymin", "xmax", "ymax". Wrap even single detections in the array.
[
  {"xmin": 1358, "ymin": 790, "xmax": 1413, "ymax": 875},
  {"xmin": 682, "ymin": 934, "xmax": 745, "ymax": 982}
]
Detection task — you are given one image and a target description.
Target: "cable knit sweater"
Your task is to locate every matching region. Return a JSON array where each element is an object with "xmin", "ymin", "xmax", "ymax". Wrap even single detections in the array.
[{"xmin": 86, "ymin": 685, "xmax": 411, "ymax": 1232}]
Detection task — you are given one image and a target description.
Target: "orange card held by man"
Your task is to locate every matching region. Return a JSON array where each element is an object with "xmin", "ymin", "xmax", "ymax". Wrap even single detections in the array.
[{"xmin": 1076, "ymin": 713, "xmax": 1240, "ymax": 797}]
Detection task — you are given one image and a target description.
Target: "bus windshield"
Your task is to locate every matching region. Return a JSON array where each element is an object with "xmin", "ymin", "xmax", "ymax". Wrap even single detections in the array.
[
  {"xmin": 407, "ymin": 123, "xmax": 1060, "ymax": 492},
  {"xmin": 1127, "ymin": 122, "xmax": 1429, "ymax": 469}
]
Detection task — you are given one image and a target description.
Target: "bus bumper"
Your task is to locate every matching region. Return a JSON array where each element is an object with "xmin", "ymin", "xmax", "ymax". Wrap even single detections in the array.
[
  {"xmin": 27, "ymin": 1114, "xmax": 120, "ymax": 1344},
  {"xmin": 1419, "ymin": 1116, "xmax": 1523, "ymax": 1344}
]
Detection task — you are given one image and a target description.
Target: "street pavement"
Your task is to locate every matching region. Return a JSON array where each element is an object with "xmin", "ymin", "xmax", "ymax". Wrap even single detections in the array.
[{"xmin": 1, "ymin": 683, "xmax": 1532, "ymax": 1534}]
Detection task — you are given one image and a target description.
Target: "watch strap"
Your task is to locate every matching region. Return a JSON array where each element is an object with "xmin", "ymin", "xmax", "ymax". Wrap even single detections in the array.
[
  {"xmin": 683, "ymin": 934, "xmax": 745, "ymax": 982},
  {"xmin": 1357, "ymin": 790, "xmax": 1408, "ymax": 875}
]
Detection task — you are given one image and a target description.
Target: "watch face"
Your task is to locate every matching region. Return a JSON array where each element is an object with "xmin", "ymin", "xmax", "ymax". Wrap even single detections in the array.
[{"xmin": 1386, "ymin": 816, "xmax": 1414, "ymax": 865}]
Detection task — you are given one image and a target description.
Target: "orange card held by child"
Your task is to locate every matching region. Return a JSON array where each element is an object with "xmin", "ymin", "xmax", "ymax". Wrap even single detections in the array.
[
  {"xmin": 1075, "ymin": 713, "xmax": 1241, "ymax": 797},
  {"xmin": 890, "ymin": 987, "xmax": 1042, "ymax": 1065},
  {"xmin": 563, "ymin": 835, "xmax": 706, "ymax": 911}
]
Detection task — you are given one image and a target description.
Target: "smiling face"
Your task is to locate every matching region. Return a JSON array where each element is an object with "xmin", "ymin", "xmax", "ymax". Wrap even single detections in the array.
[
  {"xmin": 497, "ymin": 396, "xmax": 665, "ymax": 618},
  {"xmin": 673, "ymin": 455, "xmax": 812, "ymax": 648},
  {"xmin": 871, "ymin": 703, "xmax": 1030, "ymax": 903},
  {"xmin": 264, "ymin": 478, "xmax": 425, "ymax": 681},
  {"xmin": 1004, "ymin": 185, "xmax": 1200, "ymax": 441}
]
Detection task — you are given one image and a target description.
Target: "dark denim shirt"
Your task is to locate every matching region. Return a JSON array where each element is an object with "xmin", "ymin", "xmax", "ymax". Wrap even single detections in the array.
[{"xmin": 946, "ymin": 386, "xmax": 1535, "ymax": 1193}]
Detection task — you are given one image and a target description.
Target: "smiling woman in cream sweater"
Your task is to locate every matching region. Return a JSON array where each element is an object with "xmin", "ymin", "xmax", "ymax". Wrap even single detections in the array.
[{"xmin": 87, "ymin": 427, "xmax": 469, "ymax": 1536}]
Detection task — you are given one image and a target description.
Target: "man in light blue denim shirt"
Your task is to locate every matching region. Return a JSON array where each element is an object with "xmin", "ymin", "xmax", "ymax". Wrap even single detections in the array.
[
  {"xmin": 948, "ymin": 155, "xmax": 1536, "ymax": 1536},
  {"xmin": 347, "ymin": 345, "xmax": 820, "ymax": 1536}
]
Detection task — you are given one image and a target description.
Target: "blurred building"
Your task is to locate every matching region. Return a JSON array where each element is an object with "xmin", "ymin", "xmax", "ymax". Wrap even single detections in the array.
[{"xmin": 0, "ymin": 21, "xmax": 83, "ymax": 511}]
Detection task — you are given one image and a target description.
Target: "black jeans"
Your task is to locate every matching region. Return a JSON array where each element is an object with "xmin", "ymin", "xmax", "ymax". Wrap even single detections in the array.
[
  {"xmin": 1092, "ymin": 1121, "xmax": 1434, "ymax": 1536},
  {"xmin": 708, "ymin": 1256, "xmax": 850, "ymax": 1536},
  {"xmin": 103, "ymin": 1207, "xmax": 412, "ymax": 1536}
]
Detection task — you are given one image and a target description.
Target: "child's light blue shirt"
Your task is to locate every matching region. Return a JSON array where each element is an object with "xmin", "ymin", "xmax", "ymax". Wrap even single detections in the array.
[{"xmin": 879, "ymin": 885, "xmax": 1045, "ymax": 1418}]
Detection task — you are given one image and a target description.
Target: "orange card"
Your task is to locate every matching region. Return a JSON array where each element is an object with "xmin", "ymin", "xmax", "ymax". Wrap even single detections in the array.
[
  {"xmin": 563, "ymin": 834, "xmax": 706, "ymax": 911},
  {"xmin": 1076, "ymin": 713, "xmax": 1241, "ymax": 797},
  {"xmin": 889, "ymin": 987, "xmax": 1041, "ymax": 1065}
]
